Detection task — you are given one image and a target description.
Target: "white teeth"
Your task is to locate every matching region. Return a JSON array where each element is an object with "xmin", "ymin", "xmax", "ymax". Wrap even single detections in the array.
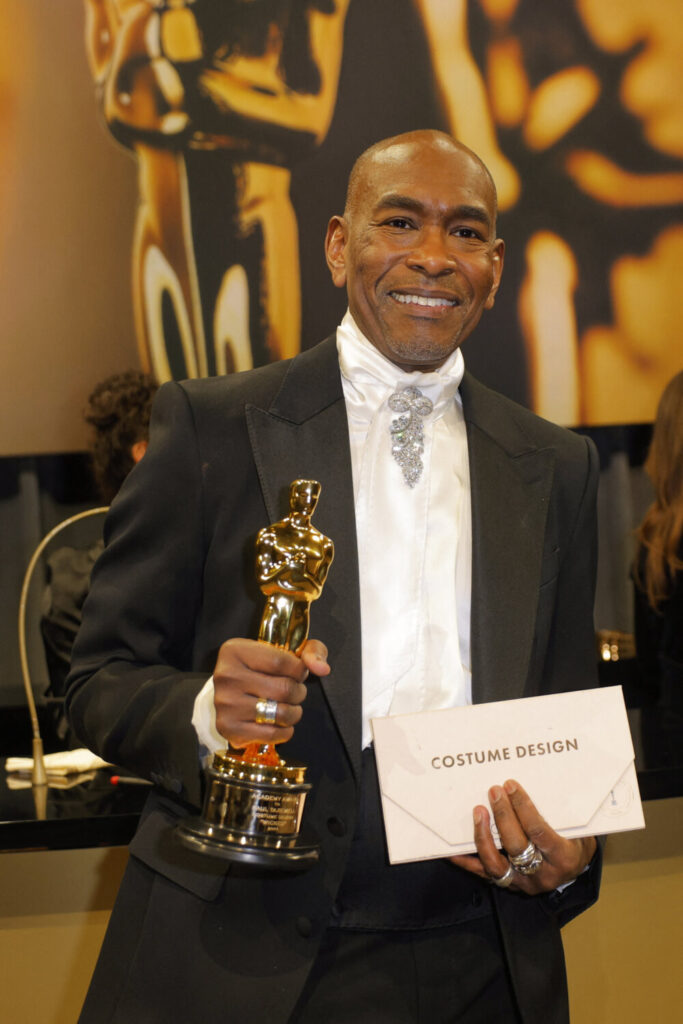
[{"xmin": 391, "ymin": 292, "xmax": 456, "ymax": 307}]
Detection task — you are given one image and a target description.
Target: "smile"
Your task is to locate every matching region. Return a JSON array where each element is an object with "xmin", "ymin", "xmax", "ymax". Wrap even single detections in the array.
[{"xmin": 389, "ymin": 292, "xmax": 458, "ymax": 308}]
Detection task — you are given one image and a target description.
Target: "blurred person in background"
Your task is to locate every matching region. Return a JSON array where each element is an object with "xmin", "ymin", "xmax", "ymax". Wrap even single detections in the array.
[
  {"xmin": 41, "ymin": 370, "xmax": 157, "ymax": 739},
  {"xmin": 633, "ymin": 369, "xmax": 683, "ymax": 768}
]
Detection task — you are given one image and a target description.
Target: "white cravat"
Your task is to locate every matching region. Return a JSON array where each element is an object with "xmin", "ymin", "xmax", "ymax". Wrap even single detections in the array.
[{"xmin": 337, "ymin": 312, "xmax": 472, "ymax": 748}]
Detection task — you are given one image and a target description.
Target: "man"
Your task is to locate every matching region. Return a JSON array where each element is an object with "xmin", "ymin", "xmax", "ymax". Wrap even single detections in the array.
[{"xmin": 67, "ymin": 130, "xmax": 600, "ymax": 1023}]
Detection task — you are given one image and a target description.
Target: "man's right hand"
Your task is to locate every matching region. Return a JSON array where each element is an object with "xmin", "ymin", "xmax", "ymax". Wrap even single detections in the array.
[{"xmin": 212, "ymin": 637, "xmax": 329, "ymax": 748}]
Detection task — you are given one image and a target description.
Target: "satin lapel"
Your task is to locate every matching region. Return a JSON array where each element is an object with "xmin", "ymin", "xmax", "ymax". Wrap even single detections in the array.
[
  {"xmin": 461, "ymin": 374, "xmax": 556, "ymax": 704},
  {"xmin": 245, "ymin": 338, "xmax": 363, "ymax": 783}
]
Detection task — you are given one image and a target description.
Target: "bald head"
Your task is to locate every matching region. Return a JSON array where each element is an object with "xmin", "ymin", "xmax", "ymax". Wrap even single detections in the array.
[
  {"xmin": 325, "ymin": 127, "xmax": 505, "ymax": 371},
  {"xmin": 344, "ymin": 130, "xmax": 498, "ymax": 230}
]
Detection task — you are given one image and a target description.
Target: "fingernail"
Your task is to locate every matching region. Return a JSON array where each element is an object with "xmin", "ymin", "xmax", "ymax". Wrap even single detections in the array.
[
  {"xmin": 504, "ymin": 780, "xmax": 517, "ymax": 795},
  {"xmin": 473, "ymin": 808, "xmax": 483, "ymax": 825},
  {"xmin": 490, "ymin": 786, "xmax": 502, "ymax": 802}
]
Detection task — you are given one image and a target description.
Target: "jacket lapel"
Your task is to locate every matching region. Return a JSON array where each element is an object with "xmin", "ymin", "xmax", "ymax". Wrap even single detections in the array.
[
  {"xmin": 246, "ymin": 338, "xmax": 363, "ymax": 783},
  {"xmin": 461, "ymin": 373, "xmax": 556, "ymax": 704}
]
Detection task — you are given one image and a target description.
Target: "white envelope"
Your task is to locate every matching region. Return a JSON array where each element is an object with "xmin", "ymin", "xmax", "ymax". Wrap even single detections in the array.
[{"xmin": 371, "ymin": 685, "xmax": 644, "ymax": 864}]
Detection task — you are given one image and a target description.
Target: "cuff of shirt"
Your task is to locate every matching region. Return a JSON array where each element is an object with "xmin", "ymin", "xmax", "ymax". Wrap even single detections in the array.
[
  {"xmin": 191, "ymin": 676, "xmax": 225, "ymax": 768},
  {"xmin": 555, "ymin": 861, "xmax": 591, "ymax": 894}
]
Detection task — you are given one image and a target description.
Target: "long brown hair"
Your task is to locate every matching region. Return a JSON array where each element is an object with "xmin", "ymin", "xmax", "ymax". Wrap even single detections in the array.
[{"xmin": 635, "ymin": 370, "xmax": 683, "ymax": 610}]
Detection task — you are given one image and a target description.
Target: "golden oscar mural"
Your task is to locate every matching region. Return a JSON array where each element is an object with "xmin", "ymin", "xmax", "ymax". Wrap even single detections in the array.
[
  {"xmin": 81, "ymin": 0, "xmax": 683, "ymax": 427},
  {"xmin": 83, "ymin": 0, "xmax": 352, "ymax": 380}
]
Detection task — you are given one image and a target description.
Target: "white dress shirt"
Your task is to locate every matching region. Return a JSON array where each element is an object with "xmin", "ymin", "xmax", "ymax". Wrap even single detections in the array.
[{"xmin": 337, "ymin": 312, "xmax": 472, "ymax": 747}]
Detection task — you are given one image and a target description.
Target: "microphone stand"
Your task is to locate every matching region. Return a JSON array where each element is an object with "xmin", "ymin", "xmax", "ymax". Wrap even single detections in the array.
[{"xmin": 17, "ymin": 507, "xmax": 109, "ymax": 815}]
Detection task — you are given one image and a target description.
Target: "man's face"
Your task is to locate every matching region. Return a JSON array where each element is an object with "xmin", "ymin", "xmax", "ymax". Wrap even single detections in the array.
[{"xmin": 325, "ymin": 139, "xmax": 505, "ymax": 372}]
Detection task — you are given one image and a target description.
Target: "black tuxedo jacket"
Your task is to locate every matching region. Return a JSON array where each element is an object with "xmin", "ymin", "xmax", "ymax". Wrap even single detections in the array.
[{"xmin": 67, "ymin": 336, "xmax": 601, "ymax": 1024}]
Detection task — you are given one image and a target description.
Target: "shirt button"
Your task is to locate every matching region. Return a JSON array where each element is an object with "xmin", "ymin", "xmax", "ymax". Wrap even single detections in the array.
[
  {"xmin": 296, "ymin": 916, "xmax": 314, "ymax": 938},
  {"xmin": 326, "ymin": 817, "xmax": 346, "ymax": 837}
]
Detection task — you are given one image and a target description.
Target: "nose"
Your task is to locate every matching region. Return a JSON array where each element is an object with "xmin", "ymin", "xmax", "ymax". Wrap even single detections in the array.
[{"xmin": 405, "ymin": 226, "xmax": 455, "ymax": 276}]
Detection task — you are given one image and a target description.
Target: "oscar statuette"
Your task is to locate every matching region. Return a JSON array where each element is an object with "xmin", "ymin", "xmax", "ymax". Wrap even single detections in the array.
[{"xmin": 176, "ymin": 480, "xmax": 334, "ymax": 869}]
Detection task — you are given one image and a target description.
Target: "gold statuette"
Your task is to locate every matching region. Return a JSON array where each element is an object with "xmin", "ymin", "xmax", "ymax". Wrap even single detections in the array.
[{"xmin": 176, "ymin": 480, "xmax": 334, "ymax": 869}]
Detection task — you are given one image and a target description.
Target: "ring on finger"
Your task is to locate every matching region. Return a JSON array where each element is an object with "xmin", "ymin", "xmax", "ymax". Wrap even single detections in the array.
[
  {"xmin": 514, "ymin": 849, "xmax": 543, "ymax": 875},
  {"xmin": 509, "ymin": 841, "xmax": 538, "ymax": 869},
  {"xmin": 489, "ymin": 862, "xmax": 515, "ymax": 888},
  {"xmin": 255, "ymin": 698, "xmax": 278, "ymax": 726}
]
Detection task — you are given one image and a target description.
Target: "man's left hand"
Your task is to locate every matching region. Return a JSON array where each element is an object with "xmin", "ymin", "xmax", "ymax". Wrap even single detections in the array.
[{"xmin": 450, "ymin": 779, "xmax": 597, "ymax": 894}]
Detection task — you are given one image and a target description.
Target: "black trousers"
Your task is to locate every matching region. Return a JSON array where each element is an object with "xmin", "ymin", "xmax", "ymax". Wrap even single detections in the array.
[{"xmin": 288, "ymin": 915, "xmax": 521, "ymax": 1024}]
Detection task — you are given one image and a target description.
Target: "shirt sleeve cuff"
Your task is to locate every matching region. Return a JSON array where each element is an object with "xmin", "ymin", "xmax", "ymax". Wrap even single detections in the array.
[
  {"xmin": 191, "ymin": 676, "xmax": 225, "ymax": 768},
  {"xmin": 555, "ymin": 861, "xmax": 590, "ymax": 894}
]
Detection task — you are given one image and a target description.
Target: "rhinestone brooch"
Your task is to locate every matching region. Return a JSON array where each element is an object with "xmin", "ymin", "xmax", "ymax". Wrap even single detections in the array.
[{"xmin": 388, "ymin": 385, "xmax": 434, "ymax": 487}]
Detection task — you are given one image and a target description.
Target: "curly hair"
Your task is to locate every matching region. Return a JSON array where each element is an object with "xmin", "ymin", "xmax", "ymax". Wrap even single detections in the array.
[
  {"xmin": 84, "ymin": 370, "xmax": 158, "ymax": 503},
  {"xmin": 635, "ymin": 370, "xmax": 683, "ymax": 611}
]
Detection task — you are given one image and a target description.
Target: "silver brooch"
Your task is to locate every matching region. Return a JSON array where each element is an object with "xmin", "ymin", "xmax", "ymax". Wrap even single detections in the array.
[{"xmin": 388, "ymin": 385, "xmax": 434, "ymax": 487}]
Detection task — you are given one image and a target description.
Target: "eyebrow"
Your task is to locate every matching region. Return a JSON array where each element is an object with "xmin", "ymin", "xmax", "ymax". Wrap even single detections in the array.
[{"xmin": 374, "ymin": 194, "xmax": 492, "ymax": 230}]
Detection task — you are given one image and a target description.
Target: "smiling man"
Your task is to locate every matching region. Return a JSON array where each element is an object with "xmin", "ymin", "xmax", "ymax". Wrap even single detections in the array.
[{"xmin": 67, "ymin": 130, "xmax": 601, "ymax": 1024}]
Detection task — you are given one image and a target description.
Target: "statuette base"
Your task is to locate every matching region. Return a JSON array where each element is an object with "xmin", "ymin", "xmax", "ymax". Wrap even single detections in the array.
[{"xmin": 175, "ymin": 750, "xmax": 318, "ymax": 870}]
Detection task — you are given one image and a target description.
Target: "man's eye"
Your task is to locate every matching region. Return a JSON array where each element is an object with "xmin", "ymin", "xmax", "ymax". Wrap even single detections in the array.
[
  {"xmin": 386, "ymin": 217, "xmax": 413, "ymax": 229},
  {"xmin": 454, "ymin": 227, "xmax": 482, "ymax": 239}
]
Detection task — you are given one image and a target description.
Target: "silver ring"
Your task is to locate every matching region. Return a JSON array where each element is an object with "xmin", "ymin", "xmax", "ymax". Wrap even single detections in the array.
[
  {"xmin": 515, "ymin": 849, "xmax": 543, "ymax": 875},
  {"xmin": 509, "ymin": 842, "xmax": 538, "ymax": 869},
  {"xmin": 255, "ymin": 698, "xmax": 278, "ymax": 725},
  {"xmin": 490, "ymin": 862, "xmax": 515, "ymax": 888}
]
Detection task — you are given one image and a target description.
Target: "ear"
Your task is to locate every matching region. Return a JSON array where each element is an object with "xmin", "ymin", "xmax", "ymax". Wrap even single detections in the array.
[
  {"xmin": 324, "ymin": 215, "xmax": 348, "ymax": 289},
  {"xmin": 484, "ymin": 238, "xmax": 505, "ymax": 310},
  {"xmin": 131, "ymin": 440, "xmax": 148, "ymax": 464}
]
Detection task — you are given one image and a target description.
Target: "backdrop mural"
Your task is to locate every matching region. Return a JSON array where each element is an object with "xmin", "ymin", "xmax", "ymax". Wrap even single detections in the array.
[
  {"xmin": 84, "ymin": 0, "xmax": 683, "ymax": 426},
  {"xmin": 2, "ymin": 0, "xmax": 682, "ymax": 457}
]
